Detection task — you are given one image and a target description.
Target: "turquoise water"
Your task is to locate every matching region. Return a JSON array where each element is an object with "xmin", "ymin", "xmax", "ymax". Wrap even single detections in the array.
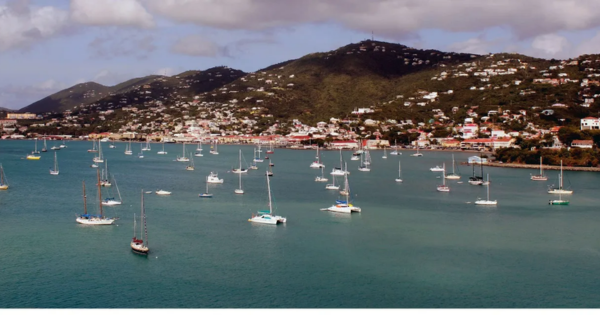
[{"xmin": 1, "ymin": 140, "xmax": 600, "ymax": 308}]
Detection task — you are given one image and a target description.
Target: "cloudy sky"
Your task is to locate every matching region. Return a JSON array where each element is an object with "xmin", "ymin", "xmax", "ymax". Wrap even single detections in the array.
[{"xmin": 2, "ymin": 0, "xmax": 600, "ymax": 110}]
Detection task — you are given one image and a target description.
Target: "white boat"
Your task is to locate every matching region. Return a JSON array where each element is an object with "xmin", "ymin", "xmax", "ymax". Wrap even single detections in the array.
[
  {"xmin": 102, "ymin": 176, "xmax": 122, "ymax": 206},
  {"xmin": 155, "ymin": 189, "xmax": 172, "ymax": 195},
  {"xmin": 232, "ymin": 149, "xmax": 248, "ymax": 173},
  {"xmin": 310, "ymin": 146, "xmax": 325, "ymax": 168},
  {"xmin": 266, "ymin": 160, "xmax": 273, "ymax": 176},
  {"xmin": 548, "ymin": 160, "xmax": 573, "ymax": 194},
  {"xmin": 331, "ymin": 149, "xmax": 349, "ymax": 175},
  {"xmin": 235, "ymin": 163, "xmax": 244, "ymax": 194},
  {"xmin": 325, "ymin": 173, "xmax": 339, "ymax": 190},
  {"xmin": 51, "ymin": 144, "xmax": 61, "ymax": 150},
  {"xmin": 157, "ymin": 142, "xmax": 167, "ymax": 155},
  {"xmin": 41, "ymin": 138, "xmax": 47, "ymax": 152},
  {"xmin": 363, "ymin": 149, "xmax": 371, "ymax": 166},
  {"xmin": 209, "ymin": 141, "xmax": 219, "ymax": 155},
  {"xmin": 248, "ymin": 171, "xmax": 286, "ymax": 224},
  {"xmin": 445, "ymin": 154, "xmax": 461, "ymax": 180},
  {"xmin": 124, "ymin": 139, "xmax": 133, "ymax": 155},
  {"xmin": 109, "ymin": 141, "xmax": 116, "ymax": 149},
  {"xmin": 549, "ymin": 190, "xmax": 569, "ymax": 205},
  {"xmin": 266, "ymin": 143, "xmax": 274, "ymax": 154},
  {"xmin": 100, "ymin": 137, "xmax": 110, "ymax": 142},
  {"xmin": 93, "ymin": 140, "xmax": 104, "ymax": 163},
  {"xmin": 411, "ymin": 146, "xmax": 423, "ymax": 157},
  {"xmin": 27, "ymin": 140, "xmax": 41, "ymax": 160},
  {"xmin": 382, "ymin": 146, "xmax": 387, "ymax": 159},
  {"xmin": 249, "ymin": 162, "xmax": 258, "ymax": 170},
  {"xmin": 468, "ymin": 161, "xmax": 484, "ymax": 185},
  {"xmin": 185, "ymin": 154, "xmax": 194, "ymax": 170},
  {"xmin": 88, "ymin": 140, "xmax": 98, "ymax": 153},
  {"xmin": 531, "ymin": 156, "xmax": 548, "ymax": 181},
  {"xmin": 437, "ymin": 163, "xmax": 450, "ymax": 192},
  {"xmin": 176, "ymin": 143, "xmax": 190, "ymax": 162},
  {"xmin": 252, "ymin": 146, "xmax": 262, "ymax": 162},
  {"xmin": 49, "ymin": 151, "xmax": 59, "ymax": 175},
  {"xmin": 321, "ymin": 172, "xmax": 361, "ymax": 213},
  {"xmin": 196, "ymin": 141, "xmax": 203, "ymax": 152},
  {"xmin": 358, "ymin": 150, "xmax": 370, "ymax": 172},
  {"xmin": 339, "ymin": 163, "xmax": 350, "ymax": 196},
  {"xmin": 59, "ymin": 140, "xmax": 67, "ymax": 148},
  {"xmin": 315, "ymin": 166, "xmax": 329, "ymax": 182},
  {"xmin": 430, "ymin": 165, "xmax": 444, "ymax": 172},
  {"xmin": 475, "ymin": 174, "xmax": 497, "ymax": 205},
  {"xmin": 100, "ymin": 160, "xmax": 111, "ymax": 187},
  {"xmin": 0, "ymin": 164, "xmax": 9, "ymax": 190},
  {"xmin": 198, "ymin": 176, "xmax": 214, "ymax": 198},
  {"xmin": 395, "ymin": 161, "xmax": 403, "ymax": 182},
  {"xmin": 390, "ymin": 140, "xmax": 401, "ymax": 155},
  {"xmin": 142, "ymin": 139, "xmax": 151, "ymax": 151},
  {"xmin": 76, "ymin": 171, "xmax": 117, "ymax": 225},
  {"xmin": 138, "ymin": 144, "xmax": 144, "ymax": 159},
  {"xmin": 131, "ymin": 190, "xmax": 149, "ymax": 255},
  {"xmin": 207, "ymin": 172, "xmax": 224, "ymax": 183}
]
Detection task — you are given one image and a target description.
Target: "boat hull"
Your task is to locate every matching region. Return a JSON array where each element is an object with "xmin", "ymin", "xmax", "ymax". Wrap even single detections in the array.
[
  {"xmin": 475, "ymin": 200, "xmax": 497, "ymax": 205},
  {"xmin": 198, "ymin": 194, "xmax": 213, "ymax": 198},
  {"xmin": 131, "ymin": 242, "xmax": 149, "ymax": 254},
  {"xmin": 548, "ymin": 189, "xmax": 573, "ymax": 195},
  {"xmin": 76, "ymin": 217, "xmax": 115, "ymax": 225}
]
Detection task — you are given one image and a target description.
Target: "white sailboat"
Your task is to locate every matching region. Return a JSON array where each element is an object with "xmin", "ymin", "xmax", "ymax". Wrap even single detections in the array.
[
  {"xmin": 0, "ymin": 164, "xmax": 9, "ymax": 190},
  {"xmin": 102, "ymin": 176, "xmax": 122, "ymax": 206},
  {"xmin": 475, "ymin": 174, "xmax": 497, "ymax": 205},
  {"xmin": 531, "ymin": 156, "xmax": 548, "ymax": 181},
  {"xmin": 186, "ymin": 154, "xmax": 194, "ymax": 170},
  {"xmin": 124, "ymin": 139, "xmax": 133, "ymax": 155},
  {"xmin": 142, "ymin": 139, "xmax": 151, "ymax": 151},
  {"xmin": 331, "ymin": 148, "xmax": 348, "ymax": 176},
  {"xmin": 41, "ymin": 138, "xmax": 47, "ymax": 152},
  {"xmin": 93, "ymin": 140, "xmax": 104, "ymax": 163},
  {"xmin": 445, "ymin": 154, "xmax": 461, "ymax": 179},
  {"xmin": 235, "ymin": 166, "xmax": 244, "ymax": 194},
  {"xmin": 248, "ymin": 171, "xmax": 286, "ymax": 224},
  {"xmin": 358, "ymin": 150, "xmax": 370, "ymax": 172},
  {"xmin": 325, "ymin": 173, "xmax": 339, "ymax": 190},
  {"xmin": 390, "ymin": 140, "xmax": 400, "ymax": 155},
  {"xmin": 395, "ymin": 161, "xmax": 403, "ymax": 182},
  {"xmin": 198, "ymin": 176, "xmax": 214, "ymax": 198},
  {"xmin": 310, "ymin": 146, "xmax": 325, "ymax": 168},
  {"xmin": 436, "ymin": 163, "xmax": 450, "ymax": 192},
  {"xmin": 411, "ymin": 146, "xmax": 423, "ymax": 157},
  {"xmin": 548, "ymin": 160, "xmax": 573, "ymax": 194},
  {"xmin": 321, "ymin": 172, "xmax": 361, "ymax": 213},
  {"xmin": 232, "ymin": 149, "xmax": 248, "ymax": 173},
  {"xmin": 207, "ymin": 172, "xmax": 224, "ymax": 183},
  {"xmin": 49, "ymin": 151, "xmax": 59, "ymax": 175},
  {"xmin": 88, "ymin": 140, "xmax": 98, "ymax": 153},
  {"xmin": 131, "ymin": 190, "xmax": 149, "ymax": 255},
  {"xmin": 109, "ymin": 141, "xmax": 116, "ymax": 149},
  {"xmin": 176, "ymin": 143, "xmax": 190, "ymax": 162},
  {"xmin": 60, "ymin": 140, "xmax": 67, "ymax": 148},
  {"xmin": 209, "ymin": 141, "xmax": 219, "ymax": 155},
  {"xmin": 138, "ymin": 144, "xmax": 144, "ymax": 159},
  {"xmin": 315, "ymin": 166, "xmax": 329, "ymax": 182},
  {"xmin": 196, "ymin": 141, "xmax": 203, "ymax": 152},
  {"xmin": 340, "ymin": 163, "xmax": 350, "ymax": 196},
  {"xmin": 76, "ymin": 171, "xmax": 117, "ymax": 225},
  {"xmin": 157, "ymin": 142, "xmax": 167, "ymax": 155},
  {"xmin": 382, "ymin": 146, "xmax": 388, "ymax": 159},
  {"xmin": 430, "ymin": 165, "xmax": 444, "ymax": 172},
  {"xmin": 252, "ymin": 146, "xmax": 262, "ymax": 162}
]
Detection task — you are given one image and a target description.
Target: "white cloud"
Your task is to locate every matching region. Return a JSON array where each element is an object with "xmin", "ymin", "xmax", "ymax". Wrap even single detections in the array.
[
  {"xmin": 531, "ymin": 33, "xmax": 571, "ymax": 57},
  {"xmin": 170, "ymin": 35, "xmax": 224, "ymax": 57},
  {"xmin": 71, "ymin": 0, "xmax": 154, "ymax": 29},
  {"xmin": 0, "ymin": 0, "xmax": 70, "ymax": 51},
  {"xmin": 88, "ymin": 30, "xmax": 156, "ymax": 59},
  {"xmin": 448, "ymin": 38, "xmax": 494, "ymax": 55},
  {"xmin": 143, "ymin": 0, "xmax": 600, "ymax": 40}
]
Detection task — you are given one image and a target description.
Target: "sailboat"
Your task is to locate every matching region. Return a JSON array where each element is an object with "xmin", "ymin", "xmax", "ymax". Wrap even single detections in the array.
[
  {"xmin": 266, "ymin": 143, "xmax": 274, "ymax": 154},
  {"xmin": 252, "ymin": 145, "xmax": 262, "ymax": 162},
  {"xmin": 382, "ymin": 147, "xmax": 388, "ymax": 159},
  {"xmin": 331, "ymin": 148, "xmax": 348, "ymax": 176},
  {"xmin": 138, "ymin": 144, "xmax": 145, "ymax": 158},
  {"xmin": 41, "ymin": 138, "xmax": 48, "ymax": 152},
  {"xmin": 124, "ymin": 139, "xmax": 133, "ymax": 155},
  {"xmin": 232, "ymin": 149, "xmax": 248, "ymax": 173},
  {"xmin": 411, "ymin": 146, "xmax": 423, "ymax": 157},
  {"xmin": 235, "ymin": 166, "xmax": 244, "ymax": 194},
  {"xmin": 102, "ymin": 176, "xmax": 122, "ymax": 206},
  {"xmin": 93, "ymin": 140, "xmax": 104, "ymax": 163},
  {"xmin": 199, "ymin": 176, "xmax": 214, "ymax": 198},
  {"xmin": 142, "ymin": 139, "xmax": 151, "ymax": 151},
  {"xmin": 26, "ymin": 140, "xmax": 41, "ymax": 160},
  {"xmin": 60, "ymin": 140, "xmax": 67, "ymax": 148},
  {"xmin": 49, "ymin": 151, "xmax": 59, "ymax": 175},
  {"xmin": 325, "ymin": 172, "xmax": 339, "ymax": 190},
  {"xmin": 248, "ymin": 171, "xmax": 286, "ymax": 224},
  {"xmin": 88, "ymin": 140, "xmax": 98, "ymax": 153},
  {"xmin": 436, "ymin": 163, "xmax": 450, "ymax": 192},
  {"xmin": 157, "ymin": 142, "xmax": 167, "ymax": 155},
  {"xmin": 196, "ymin": 141, "xmax": 203, "ymax": 152},
  {"xmin": 445, "ymin": 154, "xmax": 461, "ymax": 179},
  {"xmin": 0, "ymin": 164, "xmax": 9, "ymax": 190},
  {"xmin": 131, "ymin": 190, "xmax": 149, "ymax": 255},
  {"xmin": 176, "ymin": 143, "xmax": 190, "ymax": 162},
  {"xmin": 340, "ymin": 163, "xmax": 350, "ymax": 196},
  {"xmin": 155, "ymin": 189, "xmax": 172, "ymax": 195},
  {"xmin": 209, "ymin": 141, "xmax": 219, "ymax": 155},
  {"xmin": 100, "ymin": 160, "xmax": 112, "ymax": 187},
  {"xmin": 321, "ymin": 171, "xmax": 361, "ymax": 213},
  {"xmin": 531, "ymin": 156, "xmax": 548, "ymax": 181},
  {"xmin": 395, "ymin": 161, "xmax": 403, "ymax": 182},
  {"xmin": 76, "ymin": 171, "xmax": 117, "ymax": 225},
  {"xmin": 475, "ymin": 174, "xmax": 497, "ymax": 205},
  {"xmin": 390, "ymin": 140, "xmax": 400, "ymax": 155},
  {"xmin": 310, "ymin": 146, "xmax": 325, "ymax": 168},
  {"xmin": 51, "ymin": 141, "xmax": 61, "ymax": 150},
  {"xmin": 266, "ymin": 161, "xmax": 273, "ymax": 176},
  {"xmin": 207, "ymin": 172, "xmax": 224, "ymax": 183},
  {"xmin": 315, "ymin": 166, "xmax": 329, "ymax": 182},
  {"xmin": 186, "ymin": 154, "xmax": 194, "ymax": 170},
  {"xmin": 548, "ymin": 160, "xmax": 573, "ymax": 194},
  {"xmin": 468, "ymin": 161, "xmax": 484, "ymax": 185},
  {"xmin": 358, "ymin": 150, "xmax": 370, "ymax": 171},
  {"xmin": 109, "ymin": 141, "xmax": 116, "ymax": 149}
]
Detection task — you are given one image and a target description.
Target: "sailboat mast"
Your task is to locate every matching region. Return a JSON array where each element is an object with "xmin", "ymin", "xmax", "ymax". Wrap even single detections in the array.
[
  {"xmin": 540, "ymin": 157, "xmax": 543, "ymax": 176},
  {"xmin": 487, "ymin": 174, "xmax": 490, "ymax": 201},
  {"xmin": 560, "ymin": 160, "xmax": 563, "ymax": 188},
  {"xmin": 83, "ymin": 181, "xmax": 87, "ymax": 215},
  {"xmin": 442, "ymin": 163, "xmax": 446, "ymax": 185},
  {"xmin": 1, "ymin": 165, "xmax": 4, "ymax": 185},
  {"xmin": 97, "ymin": 169, "xmax": 103, "ymax": 217},
  {"xmin": 142, "ymin": 190, "xmax": 148, "ymax": 247},
  {"xmin": 114, "ymin": 176, "xmax": 122, "ymax": 202},
  {"xmin": 399, "ymin": 161, "xmax": 401, "ymax": 178},
  {"xmin": 266, "ymin": 171, "xmax": 272, "ymax": 214},
  {"xmin": 133, "ymin": 213, "xmax": 137, "ymax": 238},
  {"xmin": 345, "ymin": 172, "xmax": 350, "ymax": 204}
]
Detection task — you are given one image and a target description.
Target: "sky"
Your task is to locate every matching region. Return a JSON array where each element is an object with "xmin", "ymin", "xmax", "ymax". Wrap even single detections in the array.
[{"xmin": 2, "ymin": 0, "xmax": 600, "ymax": 110}]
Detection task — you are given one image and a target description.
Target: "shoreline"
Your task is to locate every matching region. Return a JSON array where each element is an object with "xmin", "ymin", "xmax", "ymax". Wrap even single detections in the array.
[{"xmin": 468, "ymin": 162, "xmax": 600, "ymax": 172}]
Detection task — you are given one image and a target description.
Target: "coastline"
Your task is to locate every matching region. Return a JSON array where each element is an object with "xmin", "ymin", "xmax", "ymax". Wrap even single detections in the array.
[{"xmin": 471, "ymin": 162, "xmax": 600, "ymax": 172}]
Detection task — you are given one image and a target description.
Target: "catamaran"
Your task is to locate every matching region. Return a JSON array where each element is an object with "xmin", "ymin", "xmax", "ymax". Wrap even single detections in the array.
[
  {"xmin": 475, "ymin": 174, "xmax": 497, "ymax": 205},
  {"xmin": 49, "ymin": 151, "xmax": 59, "ymax": 175},
  {"xmin": 445, "ymin": 154, "xmax": 461, "ymax": 180},
  {"xmin": 157, "ymin": 142, "xmax": 167, "ymax": 155},
  {"xmin": 232, "ymin": 150, "xmax": 248, "ymax": 173},
  {"xmin": 176, "ymin": 143, "xmax": 190, "ymax": 162},
  {"xmin": 0, "ymin": 164, "xmax": 9, "ymax": 190},
  {"xmin": 248, "ymin": 171, "xmax": 286, "ymax": 224},
  {"xmin": 102, "ymin": 176, "xmax": 122, "ymax": 206},
  {"xmin": 468, "ymin": 161, "xmax": 484, "ymax": 185},
  {"xmin": 531, "ymin": 156, "xmax": 548, "ymax": 181},
  {"xmin": 437, "ymin": 163, "xmax": 450, "ymax": 192},
  {"xmin": 321, "ymin": 172, "xmax": 361, "ymax": 213},
  {"xmin": 207, "ymin": 172, "xmax": 224, "ymax": 183},
  {"xmin": 310, "ymin": 146, "xmax": 325, "ymax": 168},
  {"xmin": 199, "ymin": 176, "xmax": 214, "ymax": 198},
  {"xmin": 76, "ymin": 172, "xmax": 117, "ymax": 225},
  {"xmin": 196, "ymin": 141, "xmax": 203, "ymax": 152},
  {"xmin": 395, "ymin": 161, "xmax": 403, "ymax": 182},
  {"xmin": 548, "ymin": 160, "xmax": 573, "ymax": 194},
  {"xmin": 131, "ymin": 190, "xmax": 149, "ymax": 255}
]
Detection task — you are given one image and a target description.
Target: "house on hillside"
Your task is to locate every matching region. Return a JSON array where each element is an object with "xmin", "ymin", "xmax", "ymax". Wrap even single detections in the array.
[
  {"xmin": 581, "ymin": 117, "xmax": 600, "ymax": 130},
  {"xmin": 571, "ymin": 140, "xmax": 593, "ymax": 149}
]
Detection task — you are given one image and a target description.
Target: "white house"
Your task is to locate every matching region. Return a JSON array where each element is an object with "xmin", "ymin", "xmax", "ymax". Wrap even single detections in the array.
[{"xmin": 581, "ymin": 117, "xmax": 600, "ymax": 130}]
